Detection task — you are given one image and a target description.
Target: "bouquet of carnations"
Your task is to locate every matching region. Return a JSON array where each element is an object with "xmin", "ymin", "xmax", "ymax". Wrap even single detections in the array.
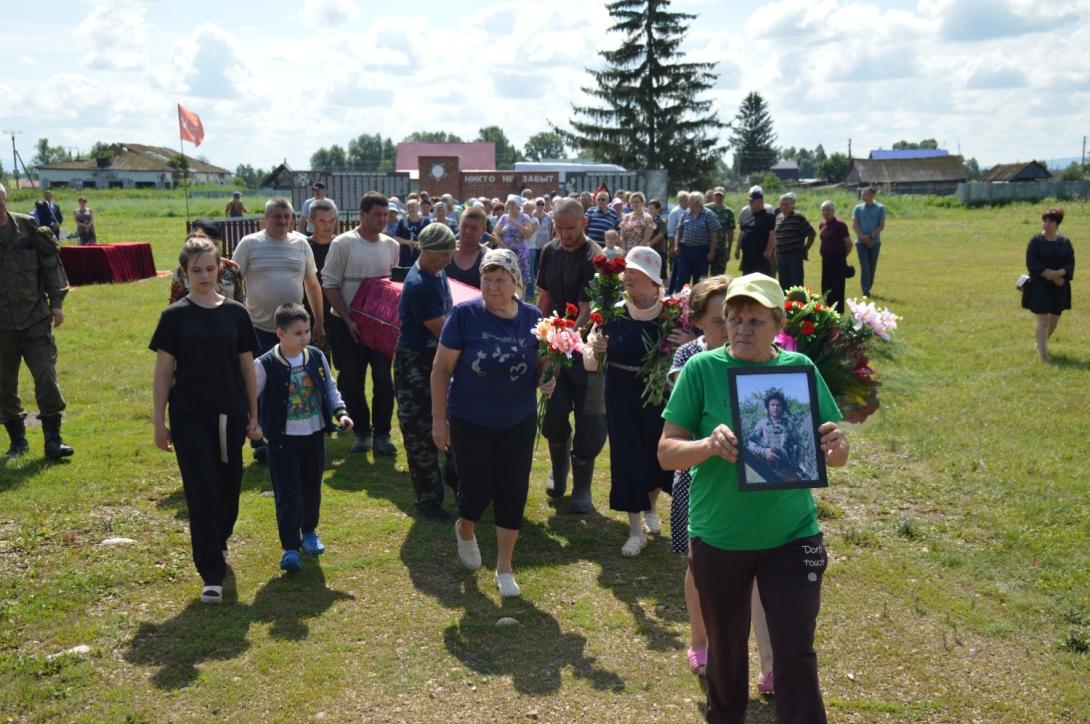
[
  {"xmin": 531, "ymin": 303, "xmax": 585, "ymax": 435},
  {"xmin": 637, "ymin": 286, "xmax": 692, "ymax": 407},
  {"xmin": 774, "ymin": 286, "xmax": 900, "ymax": 423},
  {"xmin": 585, "ymin": 254, "xmax": 626, "ymax": 372}
]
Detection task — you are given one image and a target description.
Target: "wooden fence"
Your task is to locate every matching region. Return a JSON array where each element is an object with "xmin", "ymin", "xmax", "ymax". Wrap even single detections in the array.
[
  {"xmin": 957, "ymin": 180, "xmax": 1090, "ymax": 205},
  {"xmin": 565, "ymin": 170, "xmax": 669, "ymax": 204},
  {"xmin": 187, "ymin": 216, "xmax": 357, "ymax": 258}
]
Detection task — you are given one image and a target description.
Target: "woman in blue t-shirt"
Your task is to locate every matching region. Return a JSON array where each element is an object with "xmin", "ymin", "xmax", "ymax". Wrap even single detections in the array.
[{"xmin": 430, "ymin": 249, "xmax": 555, "ymax": 599}]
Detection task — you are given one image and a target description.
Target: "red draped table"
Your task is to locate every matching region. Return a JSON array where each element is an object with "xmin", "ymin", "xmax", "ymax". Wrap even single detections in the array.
[{"xmin": 59, "ymin": 243, "xmax": 157, "ymax": 285}]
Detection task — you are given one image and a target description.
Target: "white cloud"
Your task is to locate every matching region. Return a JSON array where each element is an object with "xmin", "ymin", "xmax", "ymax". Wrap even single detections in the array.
[
  {"xmin": 965, "ymin": 65, "xmax": 1028, "ymax": 90},
  {"xmin": 928, "ymin": 0, "xmax": 1075, "ymax": 42},
  {"xmin": 171, "ymin": 23, "xmax": 254, "ymax": 100},
  {"xmin": 298, "ymin": 0, "xmax": 361, "ymax": 27},
  {"xmin": 82, "ymin": 0, "xmax": 149, "ymax": 71}
]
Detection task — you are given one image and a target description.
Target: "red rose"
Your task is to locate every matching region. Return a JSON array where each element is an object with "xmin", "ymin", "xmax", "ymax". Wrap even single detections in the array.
[
  {"xmin": 590, "ymin": 311, "xmax": 604, "ymax": 325},
  {"xmin": 565, "ymin": 302, "xmax": 579, "ymax": 319},
  {"xmin": 801, "ymin": 320, "xmax": 816, "ymax": 335},
  {"xmin": 592, "ymin": 255, "xmax": 607, "ymax": 269}
]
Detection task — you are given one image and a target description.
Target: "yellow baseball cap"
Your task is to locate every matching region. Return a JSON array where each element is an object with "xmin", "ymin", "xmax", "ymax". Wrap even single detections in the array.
[{"xmin": 725, "ymin": 273, "xmax": 784, "ymax": 309}]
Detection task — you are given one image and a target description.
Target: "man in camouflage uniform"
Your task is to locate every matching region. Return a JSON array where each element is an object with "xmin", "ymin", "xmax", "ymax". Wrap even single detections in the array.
[
  {"xmin": 394, "ymin": 223, "xmax": 458, "ymax": 520},
  {"xmin": 0, "ymin": 182, "xmax": 75, "ymax": 460},
  {"xmin": 745, "ymin": 388, "xmax": 803, "ymax": 482},
  {"xmin": 709, "ymin": 187, "xmax": 736, "ymax": 276}
]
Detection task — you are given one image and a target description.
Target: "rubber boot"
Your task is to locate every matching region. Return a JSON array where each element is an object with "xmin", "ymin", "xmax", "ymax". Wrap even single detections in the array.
[
  {"xmin": 4, "ymin": 419, "xmax": 29, "ymax": 459},
  {"xmin": 545, "ymin": 438, "xmax": 571, "ymax": 499},
  {"xmin": 40, "ymin": 415, "xmax": 74, "ymax": 460},
  {"xmin": 566, "ymin": 456, "xmax": 595, "ymax": 514}
]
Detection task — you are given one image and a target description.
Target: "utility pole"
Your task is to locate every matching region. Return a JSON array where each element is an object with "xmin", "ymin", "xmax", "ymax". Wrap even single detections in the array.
[
  {"xmin": 1082, "ymin": 135, "xmax": 1086, "ymax": 166},
  {"xmin": 4, "ymin": 130, "xmax": 21, "ymax": 187},
  {"xmin": 848, "ymin": 138, "xmax": 852, "ymax": 159}
]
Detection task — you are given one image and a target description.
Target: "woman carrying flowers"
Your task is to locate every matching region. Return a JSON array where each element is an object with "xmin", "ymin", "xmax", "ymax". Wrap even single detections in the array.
[
  {"xmin": 585, "ymin": 246, "xmax": 690, "ymax": 556},
  {"xmin": 659, "ymin": 273, "xmax": 850, "ymax": 723},
  {"xmin": 431, "ymin": 249, "xmax": 555, "ymax": 598}
]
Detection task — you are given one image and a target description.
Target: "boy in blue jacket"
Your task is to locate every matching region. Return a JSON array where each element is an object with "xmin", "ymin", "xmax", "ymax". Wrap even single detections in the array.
[{"xmin": 255, "ymin": 303, "xmax": 352, "ymax": 571}]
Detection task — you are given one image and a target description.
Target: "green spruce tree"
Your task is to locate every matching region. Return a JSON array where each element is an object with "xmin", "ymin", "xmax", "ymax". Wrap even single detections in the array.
[
  {"xmin": 561, "ymin": 0, "xmax": 726, "ymax": 189},
  {"xmin": 728, "ymin": 92, "xmax": 778, "ymax": 176}
]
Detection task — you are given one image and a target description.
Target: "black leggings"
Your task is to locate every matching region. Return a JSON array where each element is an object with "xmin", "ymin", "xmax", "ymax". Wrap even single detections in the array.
[
  {"xmin": 169, "ymin": 408, "xmax": 247, "ymax": 586},
  {"xmin": 690, "ymin": 534, "xmax": 828, "ymax": 724},
  {"xmin": 451, "ymin": 414, "xmax": 536, "ymax": 530}
]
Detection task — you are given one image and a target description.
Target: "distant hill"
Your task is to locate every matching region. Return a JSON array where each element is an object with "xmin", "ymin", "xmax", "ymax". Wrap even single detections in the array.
[{"xmin": 1045, "ymin": 157, "xmax": 1083, "ymax": 171}]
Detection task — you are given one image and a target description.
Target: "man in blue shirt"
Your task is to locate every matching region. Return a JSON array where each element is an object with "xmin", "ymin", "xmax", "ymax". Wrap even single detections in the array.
[
  {"xmin": 851, "ymin": 187, "xmax": 886, "ymax": 297},
  {"xmin": 395, "ymin": 222, "xmax": 457, "ymax": 521},
  {"xmin": 670, "ymin": 191, "xmax": 720, "ymax": 293},
  {"xmin": 584, "ymin": 190, "xmax": 620, "ymax": 244}
]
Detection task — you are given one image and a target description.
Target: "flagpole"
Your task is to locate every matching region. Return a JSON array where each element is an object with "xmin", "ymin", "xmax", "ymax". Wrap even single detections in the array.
[{"xmin": 179, "ymin": 135, "xmax": 191, "ymax": 224}]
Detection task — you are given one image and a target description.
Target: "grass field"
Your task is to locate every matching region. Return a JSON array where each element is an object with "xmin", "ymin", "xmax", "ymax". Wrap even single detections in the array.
[{"xmin": 1, "ymin": 190, "xmax": 1088, "ymax": 722}]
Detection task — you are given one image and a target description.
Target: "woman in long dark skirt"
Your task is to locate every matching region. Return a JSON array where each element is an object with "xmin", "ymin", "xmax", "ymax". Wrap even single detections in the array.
[
  {"xmin": 586, "ymin": 246, "xmax": 688, "ymax": 557},
  {"xmin": 1022, "ymin": 207, "xmax": 1075, "ymax": 362}
]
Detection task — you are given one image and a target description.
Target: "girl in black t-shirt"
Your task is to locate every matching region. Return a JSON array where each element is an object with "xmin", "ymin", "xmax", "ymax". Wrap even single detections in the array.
[{"xmin": 150, "ymin": 233, "xmax": 262, "ymax": 604}]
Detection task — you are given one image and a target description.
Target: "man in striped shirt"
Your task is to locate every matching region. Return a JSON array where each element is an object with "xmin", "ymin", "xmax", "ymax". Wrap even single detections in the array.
[
  {"xmin": 584, "ymin": 191, "xmax": 620, "ymax": 244},
  {"xmin": 773, "ymin": 193, "xmax": 816, "ymax": 291}
]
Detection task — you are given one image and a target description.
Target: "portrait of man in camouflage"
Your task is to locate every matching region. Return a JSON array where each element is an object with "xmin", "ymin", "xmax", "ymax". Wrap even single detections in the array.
[{"xmin": 743, "ymin": 387, "xmax": 808, "ymax": 484}]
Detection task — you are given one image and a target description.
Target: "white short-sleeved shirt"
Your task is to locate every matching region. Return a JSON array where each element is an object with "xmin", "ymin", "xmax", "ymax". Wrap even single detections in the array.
[{"xmin": 321, "ymin": 229, "xmax": 400, "ymax": 318}]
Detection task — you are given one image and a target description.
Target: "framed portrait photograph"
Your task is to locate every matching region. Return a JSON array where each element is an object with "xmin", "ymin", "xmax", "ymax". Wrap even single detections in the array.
[{"xmin": 728, "ymin": 365, "xmax": 828, "ymax": 492}]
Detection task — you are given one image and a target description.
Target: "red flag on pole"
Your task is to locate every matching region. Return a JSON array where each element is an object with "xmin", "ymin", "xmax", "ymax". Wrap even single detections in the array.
[{"xmin": 177, "ymin": 103, "xmax": 205, "ymax": 146}]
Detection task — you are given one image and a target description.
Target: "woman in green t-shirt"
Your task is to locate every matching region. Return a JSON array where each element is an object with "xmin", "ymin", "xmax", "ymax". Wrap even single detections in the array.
[{"xmin": 659, "ymin": 273, "xmax": 849, "ymax": 724}]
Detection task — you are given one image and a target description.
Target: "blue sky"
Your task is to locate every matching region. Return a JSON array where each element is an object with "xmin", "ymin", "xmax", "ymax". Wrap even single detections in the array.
[{"xmin": 2, "ymin": 0, "xmax": 1088, "ymax": 173}]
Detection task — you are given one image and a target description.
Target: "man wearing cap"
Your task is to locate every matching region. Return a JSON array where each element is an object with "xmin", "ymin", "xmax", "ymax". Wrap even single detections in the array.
[
  {"xmin": 0, "ymin": 182, "xmax": 74, "ymax": 460},
  {"xmin": 535, "ymin": 198, "xmax": 607, "ymax": 514},
  {"xmin": 671, "ymin": 191, "xmax": 720, "ymax": 293},
  {"xmin": 383, "ymin": 202, "xmax": 401, "ymax": 238},
  {"xmin": 584, "ymin": 190, "xmax": 621, "ymax": 244},
  {"xmin": 396, "ymin": 222, "xmax": 458, "ymax": 520},
  {"xmin": 322, "ymin": 192, "xmax": 401, "ymax": 456},
  {"xmin": 736, "ymin": 186, "xmax": 777, "ymax": 276},
  {"xmin": 297, "ymin": 181, "xmax": 338, "ymax": 235},
  {"xmin": 709, "ymin": 187, "xmax": 736, "ymax": 276},
  {"xmin": 225, "ymin": 192, "xmax": 249, "ymax": 218},
  {"xmin": 773, "ymin": 192, "xmax": 816, "ymax": 291}
]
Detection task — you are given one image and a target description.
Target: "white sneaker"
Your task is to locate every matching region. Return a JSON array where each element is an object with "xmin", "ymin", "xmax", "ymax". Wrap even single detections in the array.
[
  {"xmin": 621, "ymin": 534, "xmax": 648, "ymax": 557},
  {"xmin": 200, "ymin": 585, "xmax": 223, "ymax": 604},
  {"xmin": 495, "ymin": 571, "xmax": 521, "ymax": 598},
  {"xmin": 455, "ymin": 521, "xmax": 481, "ymax": 570},
  {"xmin": 644, "ymin": 510, "xmax": 661, "ymax": 534}
]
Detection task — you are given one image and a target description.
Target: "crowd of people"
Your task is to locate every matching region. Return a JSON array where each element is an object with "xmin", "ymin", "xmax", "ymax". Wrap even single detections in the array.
[
  {"xmin": 138, "ymin": 184, "xmax": 857, "ymax": 722},
  {"xmin": 0, "ymin": 175, "xmax": 1074, "ymax": 722}
]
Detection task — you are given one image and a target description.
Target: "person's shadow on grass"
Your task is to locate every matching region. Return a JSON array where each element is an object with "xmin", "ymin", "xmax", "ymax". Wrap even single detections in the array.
[
  {"xmin": 441, "ymin": 574, "xmax": 624, "ymax": 695},
  {"xmin": 125, "ymin": 560, "xmax": 353, "ymax": 688},
  {"xmin": 0, "ymin": 456, "xmax": 52, "ymax": 493},
  {"xmin": 1048, "ymin": 352, "xmax": 1090, "ymax": 371},
  {"xmin": 251, "ymin": 559, "xmax": 354, "ymax": 640},
  {"xmin": 124, "ymin": 568, "xmax": 250, "ymax": 689}
]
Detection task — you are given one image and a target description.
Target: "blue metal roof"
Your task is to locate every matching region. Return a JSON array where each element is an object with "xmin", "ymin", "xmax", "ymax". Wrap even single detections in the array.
[{"xmin": 868, "ymin": 149, "xmax": 950, "ymax": 160}]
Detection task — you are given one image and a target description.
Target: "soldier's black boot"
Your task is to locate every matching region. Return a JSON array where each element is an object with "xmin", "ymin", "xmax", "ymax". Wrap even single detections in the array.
[
  {"xmin": 545, "ymin": 438, "xmax": 571, "ymax": 499},
  {"xmin": 40, "ymin": 415, "xmax": 74, "ymax": 460},
  {"xmin": 3, "ymin": 419, "xmax": 29, "ymax": 459},
  {"xmin": 566, "ymin": 456, "xmax": 595, "ymax": 514}
]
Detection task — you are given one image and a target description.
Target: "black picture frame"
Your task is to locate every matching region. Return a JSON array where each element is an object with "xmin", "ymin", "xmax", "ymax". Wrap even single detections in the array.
[{"xmin": 728, "ymin": 365, "xmax": 828, "ymax": 492}]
